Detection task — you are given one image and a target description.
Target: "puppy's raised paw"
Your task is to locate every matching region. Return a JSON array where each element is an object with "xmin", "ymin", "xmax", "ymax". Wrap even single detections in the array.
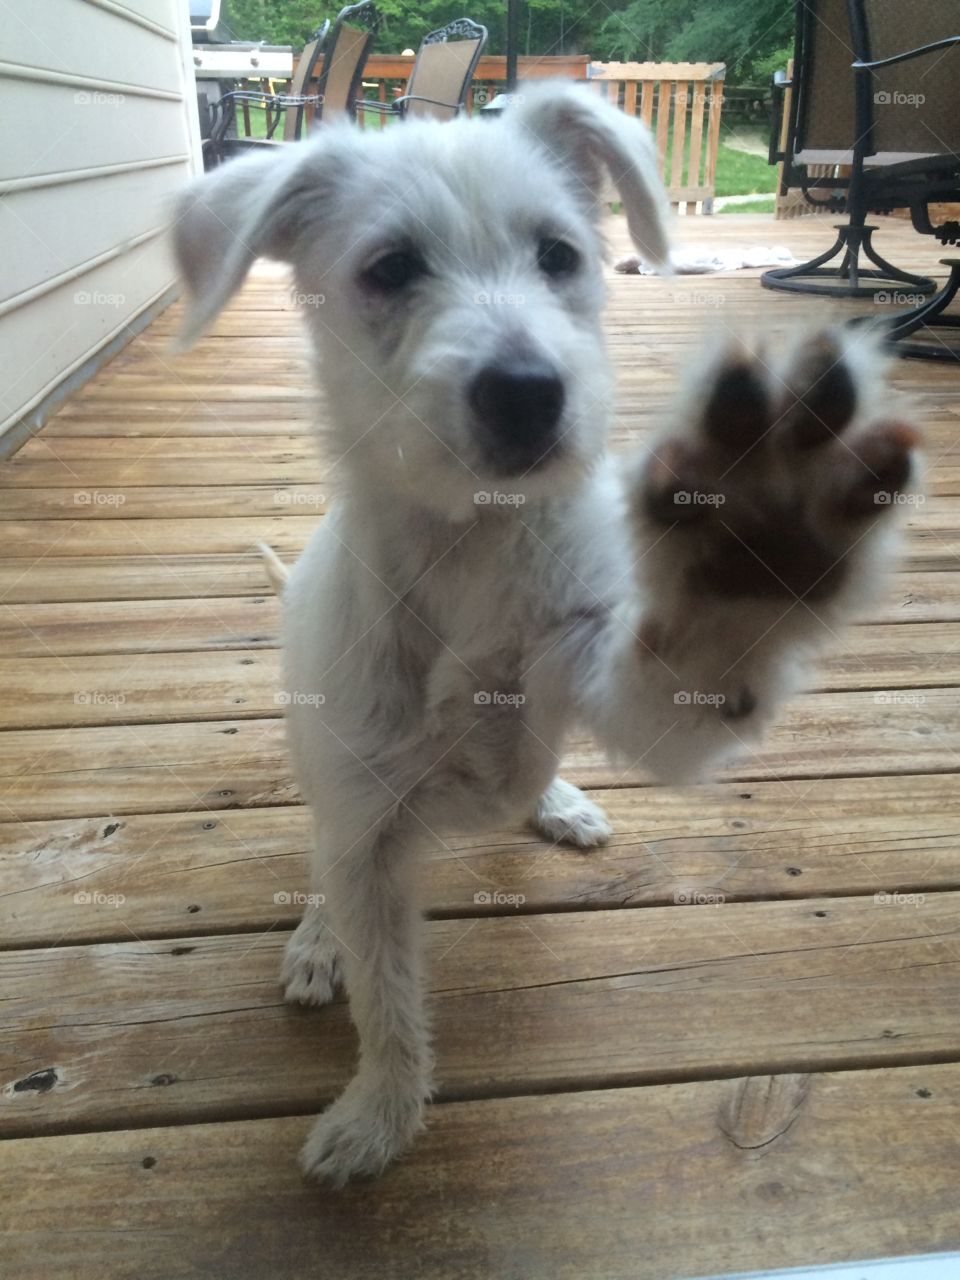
[{"xmin": 636, "ymin": 330, "xmax": 921, "ymax": 610}]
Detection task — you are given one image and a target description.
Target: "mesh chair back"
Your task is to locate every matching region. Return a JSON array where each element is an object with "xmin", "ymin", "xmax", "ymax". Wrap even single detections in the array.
[
  {"xmin": 405, "ymin": 23, "xmax": 485, "ymax": 120},
  {"xmin": 282, "ymin": 28, "xmax": 327, "ymax": 141},
  {"xmin": 798, "ymin": 0, "xmax": 960, "ymax": 159},
  {"xmin": 866, "ymin": 0, "xmax": 960, "ymax": 154},
  {"xmin": 318, "ymin": 23, "xmax": 374, "ymax": 118}
]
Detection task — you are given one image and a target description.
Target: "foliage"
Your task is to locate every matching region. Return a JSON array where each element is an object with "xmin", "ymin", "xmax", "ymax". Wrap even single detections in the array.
[
  {"xmin": 598, "ymin": 0, "xmax": 794, "ymax": 83},
  {"xmin": 222, "ymin": 0, "xmax": 793, "ymax": 84}
]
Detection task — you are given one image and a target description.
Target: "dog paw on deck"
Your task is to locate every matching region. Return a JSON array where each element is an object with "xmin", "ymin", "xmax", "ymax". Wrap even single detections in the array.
[
  {"xmin": 531, "ymin": 776, "xmax": 612, "ymax": 849},
  {"xmin": 300, "ymin": 1077, "xmax": 427, "ymax": 1187},
  {"xmin": 281, "ymin": 910, "xmax": 343, "ymax": 1007}
]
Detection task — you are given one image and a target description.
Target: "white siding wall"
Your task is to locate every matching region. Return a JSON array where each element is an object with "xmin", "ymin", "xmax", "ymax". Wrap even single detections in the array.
[{"xmin": 0, "ymin": 0, "xmax": 202, "ymax": 447}]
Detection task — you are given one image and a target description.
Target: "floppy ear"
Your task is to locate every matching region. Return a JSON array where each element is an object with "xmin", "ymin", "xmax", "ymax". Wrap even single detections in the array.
[
  {"xmin": 171, "ymin": 144, "xmax": 326, "ymax": 347},
  {"xmin": 511, "ymin": 80, "xmax": 671, "ymax": 270}
]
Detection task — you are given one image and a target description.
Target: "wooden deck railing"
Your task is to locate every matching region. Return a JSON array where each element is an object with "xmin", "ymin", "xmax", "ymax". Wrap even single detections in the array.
[
  {"xmin": 588, "ymin": 62, "xmax": 726, "ymax": 213},
  {"xmin": 280, "ymin": 53, "xmax": 727, "ymax": 213}
]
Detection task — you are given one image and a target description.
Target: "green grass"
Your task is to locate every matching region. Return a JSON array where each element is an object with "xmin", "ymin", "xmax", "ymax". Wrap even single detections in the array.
[
  {"xmin": 713, "ymin": 143, "xmax": 775, "ymax": 198},
  {"xmin": 717, "ymin": 196, "xmax": 776, "ymax": 214}
]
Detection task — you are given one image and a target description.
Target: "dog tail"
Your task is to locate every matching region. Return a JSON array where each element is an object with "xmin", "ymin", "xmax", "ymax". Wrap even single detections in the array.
[{"xmin": 257, "ymin": 541, "xmax": 289, "ymax": 595}]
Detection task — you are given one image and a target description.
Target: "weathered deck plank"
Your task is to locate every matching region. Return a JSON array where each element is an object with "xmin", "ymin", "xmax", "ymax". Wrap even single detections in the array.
[
  {"xmin": 3, "ymin": 1065, "xmax": 959, "ymax": 1280},
  {"xmin": 4, "ymin": 894, "xmax": 960, "ymax": 1136}
]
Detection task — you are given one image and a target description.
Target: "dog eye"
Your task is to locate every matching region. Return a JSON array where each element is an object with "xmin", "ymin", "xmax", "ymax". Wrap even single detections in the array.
[
  {"xmin": 361, "ymin": 250, "xmax": 427, "ymax": 293},
  {"xmin": 537, "ymin": 238, "xmax": 580, "ymax": 278}
]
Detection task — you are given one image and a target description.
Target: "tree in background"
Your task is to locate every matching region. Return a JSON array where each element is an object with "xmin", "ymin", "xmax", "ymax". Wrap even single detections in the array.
[
  {"xmin": 223, "ymin": 0, "xmax": 792, "ymax": 83},
  {"xmin": 599, "ymin": 0, "xmax": 793, "ymax": 82}
]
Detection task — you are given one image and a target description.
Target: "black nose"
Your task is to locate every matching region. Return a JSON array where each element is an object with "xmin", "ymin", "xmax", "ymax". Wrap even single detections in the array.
[{"xmin": 469, "ymin": 356, "xmax": 565, "ymax": 472}]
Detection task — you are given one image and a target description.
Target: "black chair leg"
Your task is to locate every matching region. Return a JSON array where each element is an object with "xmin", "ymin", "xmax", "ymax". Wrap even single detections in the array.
[
  {"xmin": 851, "ymin": 258, "xmax": 960, "ymax": 362},
  {"xmin": 761, "ymin": 223, "xmax": 937, "ymax": 299}
]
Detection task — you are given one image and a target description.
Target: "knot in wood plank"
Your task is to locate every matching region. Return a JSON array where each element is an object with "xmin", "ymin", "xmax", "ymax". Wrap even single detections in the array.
[{"xmin": 717, "ymin": 1073, "xmax": 810, "ymax": 1151}]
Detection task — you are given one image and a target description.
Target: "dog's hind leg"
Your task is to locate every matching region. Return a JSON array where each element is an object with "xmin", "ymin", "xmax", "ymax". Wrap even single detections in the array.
[
  {"xmin": 299, "ymin": 814, "xmax": 432, "ymax": 1185},
  {"xmin": 531, "ymin": 776, "xmax": 612, "ymax": 849}
]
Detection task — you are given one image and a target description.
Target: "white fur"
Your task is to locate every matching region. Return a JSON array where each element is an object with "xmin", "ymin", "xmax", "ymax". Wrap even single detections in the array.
[{"xmin": 173, "ymin": 83, "xmax": 917, "ymax": 1185}]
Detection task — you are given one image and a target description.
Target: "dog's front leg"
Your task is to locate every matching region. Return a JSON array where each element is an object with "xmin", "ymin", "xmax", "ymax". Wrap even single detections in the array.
[
  {"xmin": 299, "ymin": 816, "xmax": 431, "ymax": 1186},
  {"xmin": 578, "ymin": 331, "xmax": 920, "ymax": 783}
]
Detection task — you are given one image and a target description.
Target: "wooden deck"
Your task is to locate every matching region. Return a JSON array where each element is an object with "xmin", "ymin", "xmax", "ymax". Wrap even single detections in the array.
[{"xmin": 2, "ymin": 214, "xmax": 960, "ymax": 1279}]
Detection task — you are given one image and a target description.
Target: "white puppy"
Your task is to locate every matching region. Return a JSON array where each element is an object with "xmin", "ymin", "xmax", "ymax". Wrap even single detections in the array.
[{"xmin": 174, "ymin": 83, "xmax": 919, "ymax": 1185}]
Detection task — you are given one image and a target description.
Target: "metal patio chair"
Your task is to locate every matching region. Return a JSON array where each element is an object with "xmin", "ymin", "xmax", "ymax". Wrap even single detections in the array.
[
  {"xmin": 363, "ymin": 18, "xmax": 488, "ymax": 122},
  {"xmin": 764, "ymin": 0, "xmax": 960, "ymax": 353},
  {"xmin": 208, "ymin": 1, "xmax": 379, "ymax": 166}
]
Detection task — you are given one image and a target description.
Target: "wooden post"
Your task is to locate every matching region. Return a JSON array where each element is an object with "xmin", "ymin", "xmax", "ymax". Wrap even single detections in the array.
[
  {"xmin": 686, "ymin": 83, "xmax": 706, "ymax": 215},
  {"xmin": 702, "ymin": 77, "xmax": 724, "ymax": 214}
]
